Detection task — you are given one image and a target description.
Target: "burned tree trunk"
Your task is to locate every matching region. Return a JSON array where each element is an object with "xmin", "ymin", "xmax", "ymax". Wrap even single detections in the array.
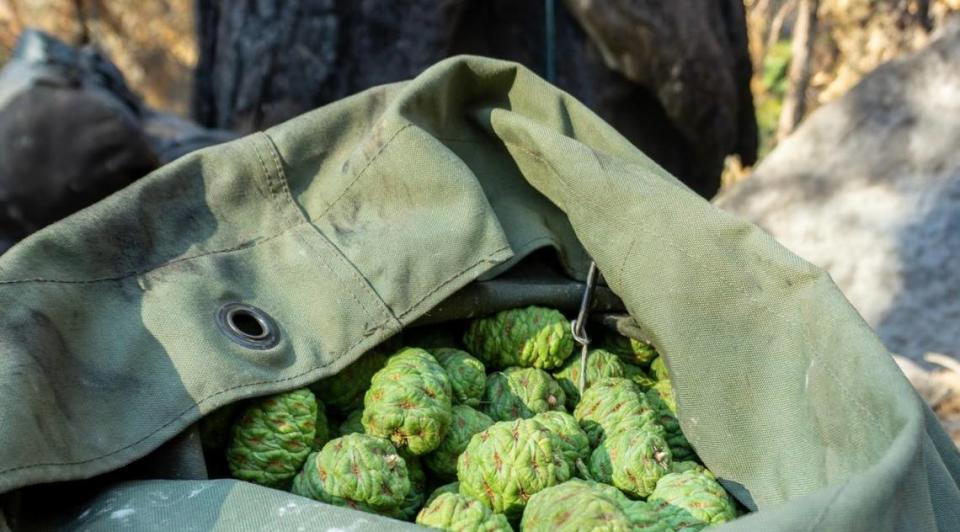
[
  {"xmin": 192, "ymin": 0, "xmax": 462, "ymax": 132},
  {"xmin": 192, "ymin": 0, "xmax": 757, "ymax": 198}
]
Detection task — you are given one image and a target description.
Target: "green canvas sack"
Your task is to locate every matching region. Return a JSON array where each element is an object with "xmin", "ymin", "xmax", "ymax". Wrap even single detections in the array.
[{"xmin": 0, "ymin": 56, "xmax": 957, "ymax": 530}]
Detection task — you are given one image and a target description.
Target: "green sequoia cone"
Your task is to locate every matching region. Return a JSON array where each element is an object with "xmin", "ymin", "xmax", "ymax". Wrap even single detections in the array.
[
  {"xmin": 424, "ymin": 405, "xmax": 494, "ymax": 479},
  {"xmin": 646, "ymin": 382, "xmax": 694, "ymax": 461},
  {"xmin": 431, "ymin": 347, "xmax": 486, "ymax": 407},
  {"xmin": 226, "ymin": 388, "xmax": 318, "ymax": 488},
  {"xmin": 552, "ymin": 348, "xmax": 625, "ymax": 408},
  {"xmin": 650, "ymin": 356, "xmax": 670, "ymax": 381},
  {"xmin": 457, "ymin": 418, "xmax": 572, "ymax": 519},
  {"xmin": 483, "ymin": 367, "xmax": 566, "ymax": 422},
  {"xmin": 310, "ymin": 347, "xmax": 389, "ymax": 412},
  {"xmin": 291, "ymin": 433, "xmax": 411, "ymax": 512},
  {"xmin": 589, "ymin": 425, "xmax": 673, "ymax": 498},
  {"xmin": 463, "ymin": 306, "xmax": 574, "ymax": 370},
  {"xmin": 362, "ymin": 347, "xmax": 453, "ymax": 455},
  {"xmin": 573, "ymin": 377, "xmax": 656, "ymax": 447},
  {"xmin": 416, "ymin": 492, "xmax": 513, "ymax": 532},
  {"xmin": 601, "ymin": 331, "xmax": 659, "ymax": 367},
  {"xmin": 531, "ymin": 411, "xmax": 590, "ymax": 470},
  {"xmin": 521, "ymin": 479, "xmax": 633, "ymax": 532},
  {"xmin": 649, "ymin": 470, "xmax": 736, "ymax": 526},
  {"xmin": 339, "ymin": 409, "xmax": 365, "ymax": 436}
]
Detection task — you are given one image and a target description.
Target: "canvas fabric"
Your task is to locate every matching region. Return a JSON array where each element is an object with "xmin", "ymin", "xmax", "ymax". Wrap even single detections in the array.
[{"xmin": 0, "ymin": 56, "xmax": 957, "ymax": 530}]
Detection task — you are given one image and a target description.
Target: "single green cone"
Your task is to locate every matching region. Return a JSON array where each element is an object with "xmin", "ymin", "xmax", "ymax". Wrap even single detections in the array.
[
  {"xmin": 589, "ymin": 425, "xmax": 673, "ymax": 498},
  {"xmin": 483, "ymin": 367, "xmax": 566, "ymax": 422},
  {"xmin": 431, "ymin": 347, "xmax": 486, "ymax": 407},
  {"xmin": 463, "ymin": 306, "xmax": 574, "ymax": 370},
  {"xmin": 226, "ymin": 388, "xmax": 317, "ymax": 488},
  {"xmin": 521, "ymin": 479, "xmax": 633, "ymax": 532},
  {"xmin": 416, "ymin": 492, "xmax": 513, "ymax": 532},
  {"xmin": 291, "ymin": 433, "xmax": 411, "ymax": 511},
  {"xmin": 531, "ymin": 411, "xmax": 590, "ymax": 473},
  {"xmin": 649, "ymin": 470, "xmax": 736, "ymax": 526},
  {"xmin": 457, "ymin": 418, "xmax": 572, "ymax": 519},
  {"xmin": 362, "ymin": 347, "xmax": 453, "ymax": 455}
]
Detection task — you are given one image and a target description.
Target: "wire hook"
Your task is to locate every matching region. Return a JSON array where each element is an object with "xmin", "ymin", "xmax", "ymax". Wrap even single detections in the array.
[{"xmin": 571, "ymin": 261, "xmax": 599, "ymax": 394}]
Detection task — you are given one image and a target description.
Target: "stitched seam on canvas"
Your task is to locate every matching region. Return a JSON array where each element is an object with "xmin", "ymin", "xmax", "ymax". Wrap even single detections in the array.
[
  {"xmin": 0, "ymin": 316, "xmax": 396, "ymax": 476},
  {"xmin": 250, "ymin": 138, "xmax": 273, "ymax": 202},
  {"xmin": 805, "ymin": 483, "xmax": 848, "ymax": 531},
  {"xmin": 0, "ymin": 234, "xmax": 284, "ymax": 285},
  {"xmin": 309, "ymin": 124, "xmax": 412, "ymax": 223},
  {"xmin": 395, "ymin": 244, "xmax": 513, "ymax": 320},
  {"xmin": 252, "ymin": 137, "xmax": 287, "ymax": 225},
  {"xmin": 296, "ymin": 226, "xmax": 392, "ymax": 326},
  {"xmin": 261, "ymin": 133, "xmax": 307, "ymax": 226},
  {"xmin": 0, "ymin": 126, "xmax": 413, "ymax": 286}
]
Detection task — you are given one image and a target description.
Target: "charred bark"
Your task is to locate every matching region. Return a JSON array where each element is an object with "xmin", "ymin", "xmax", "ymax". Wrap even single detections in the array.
[{"xmin": 192, "ymin": 0, "xmax": 757, "ymax": 198}]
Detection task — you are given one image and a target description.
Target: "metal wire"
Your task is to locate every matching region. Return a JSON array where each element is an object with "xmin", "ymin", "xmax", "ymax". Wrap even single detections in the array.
[
  {"xmin": 571, "ymin": 261, "xmax": 599, "ymax": 394},
  {"xmin": 544, "ymin": 0, "xmax": 597, "ymax": 395}
]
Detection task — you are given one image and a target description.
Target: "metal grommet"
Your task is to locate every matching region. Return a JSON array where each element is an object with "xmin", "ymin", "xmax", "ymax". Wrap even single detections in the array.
[{"xmin": 216, "ymin": 303, "xmax": 280, "ymax": 350}]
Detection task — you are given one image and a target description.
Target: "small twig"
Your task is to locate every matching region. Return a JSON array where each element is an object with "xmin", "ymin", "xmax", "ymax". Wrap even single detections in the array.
[{"xmin": 766, "ymin": 0, "xmax": 798, "ymax": 52}]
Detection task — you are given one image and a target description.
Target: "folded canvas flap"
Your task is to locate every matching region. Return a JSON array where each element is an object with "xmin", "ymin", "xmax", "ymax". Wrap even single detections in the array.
[{"xmin": 0, "ymin": 56, "xmax": 957, "ymax": 530}]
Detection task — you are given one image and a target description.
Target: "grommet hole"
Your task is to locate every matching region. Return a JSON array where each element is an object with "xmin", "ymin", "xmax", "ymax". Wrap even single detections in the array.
[
  {"xmin": 217, "ymin": 303, "xmax": 280, "ymax": 350},
  {"xmin": 228, "ymin": 308, "xmax": 268, "ymax": 339}
]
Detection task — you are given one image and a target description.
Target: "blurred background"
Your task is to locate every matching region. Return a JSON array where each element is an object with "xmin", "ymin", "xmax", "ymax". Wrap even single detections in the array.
[
  {"xmin": 0, "ymin": 0, "xmax": 958, "ymax": 441},
  {"xmin": 4, "ymin": 1, "xmax": 957, "ymax": 182}
]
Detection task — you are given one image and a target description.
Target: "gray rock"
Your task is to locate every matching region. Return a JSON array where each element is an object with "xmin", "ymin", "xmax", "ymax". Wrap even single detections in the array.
[
  {"xmin": 716, "ymin": 25, "xmax": 960, "ymax": 362},
  {"xmin": 0, "ymin": 30, "xmax": 237, "ymax": 252}
]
